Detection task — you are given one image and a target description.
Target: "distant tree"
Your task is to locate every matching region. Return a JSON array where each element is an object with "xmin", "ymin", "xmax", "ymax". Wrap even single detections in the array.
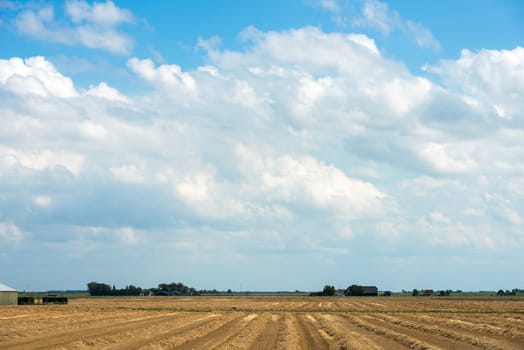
[
  {"xmin": 322, "ymin": 285, "xmax": 336, "ymax": 296},
  {"xmin": 125, "ymin": 285, "xmax": 142, "ymax": 296},
  {"xmin": 87, "ymin": 282, "xmax": 112, "ymax": 296},
  {"xmin": 227, "ymin": 289, "xmax": 232, "ymax": 294},
  {"xmin": 412, "ymin": 289, "xmax": 419, "ymax": 296}
]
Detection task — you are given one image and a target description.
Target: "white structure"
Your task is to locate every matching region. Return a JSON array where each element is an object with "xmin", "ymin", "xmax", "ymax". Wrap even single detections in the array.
[{"xmin": 0, "ymin": 283, "xmax": 18, "ymax": 305}]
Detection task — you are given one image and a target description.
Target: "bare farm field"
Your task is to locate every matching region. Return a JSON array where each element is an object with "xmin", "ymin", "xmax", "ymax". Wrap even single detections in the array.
[{"xmin": 1, "ymin": 296, "xmax": 524, "ymax": 349}]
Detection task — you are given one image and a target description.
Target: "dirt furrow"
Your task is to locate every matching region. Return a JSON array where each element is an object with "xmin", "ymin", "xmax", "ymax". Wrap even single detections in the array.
[
  {"xmin": 0, "ymin": 311, "xmax": 156, "ymax": 342},
  {"xmin": 340, "ymin": 314, "xmax": 443, "ymax": 350},
  {"xmin": 275, "ymin": 313, "xmax": 302, "ymax": 350},
  {"xmin": 135, "ymin": 312, "xmax": 247, "ymax": 349},
  {"xmin": 173, "ymin": 313, "xmax": 258, "ymax": 350},
  {"xmin": 404, "ymin": 313, "xmax": 524, "ymax": 341},
  {"xmin": 295, "ymin": 313, "xmax": 332, "ymax": 350},
  {"xmin": 375, "ymin": 313, "xmax": 524, "ymax": 350},
  {"xmin": 317, "ymin": 313, "xmax": 399, "ymax": 349},
  {"xmin": 98, "ymin": 313, "xmax": 221, "ymax": 350},
  {"xmin": 248, "ymin": 314, "xmax": 282, "ymax": 350},
  {"xmin": 212, "ymin": 313, "xmax": 282, "ymax": 350},
  {"xmin": 1, "ymin": 312, "xmax": 186, "ymax": 350}
]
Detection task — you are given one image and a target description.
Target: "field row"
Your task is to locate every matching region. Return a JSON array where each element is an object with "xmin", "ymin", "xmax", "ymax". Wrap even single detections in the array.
[{"xmin": 1, "ymin": 297, "xmax": 523, "ymax": 349}]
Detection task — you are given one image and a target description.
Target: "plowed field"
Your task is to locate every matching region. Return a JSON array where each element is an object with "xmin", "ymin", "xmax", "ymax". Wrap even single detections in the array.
[{"xmin": 1, "ymin": 296, "xmax": 523, "ymax": 349}]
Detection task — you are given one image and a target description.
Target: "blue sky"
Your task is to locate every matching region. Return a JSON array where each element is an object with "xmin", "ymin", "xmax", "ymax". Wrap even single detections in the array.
[{"xmin": 0, "ymin": 0, "xmax": 523, "ymax": 292}]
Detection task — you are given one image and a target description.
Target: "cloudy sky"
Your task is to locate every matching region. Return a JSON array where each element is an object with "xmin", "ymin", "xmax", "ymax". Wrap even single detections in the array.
[{"xmin": 1, "ymin": 0, "xmax": 523, "ymax": 292}]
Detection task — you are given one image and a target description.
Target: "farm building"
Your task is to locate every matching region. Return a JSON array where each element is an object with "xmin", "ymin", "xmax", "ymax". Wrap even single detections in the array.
[
  {"xmin": 0, "ymin": 283, "xmax": 18, "ymax": 305},
  {"xmin": 360, "ymin": 286, "xmax": 378, "ymax": 296},
  {"xmin": 344, "ymin": 285, "xmax": 379, "ymax": 296},
  {"xmin": 155, "ymin": 290, "xmax": 182, "ymax": 296}
]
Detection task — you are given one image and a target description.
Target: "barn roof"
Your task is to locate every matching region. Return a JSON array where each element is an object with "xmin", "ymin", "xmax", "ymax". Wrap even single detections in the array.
[{"xmin": 0, "ymin": 283, "xmax": 17, "ymax": 292}]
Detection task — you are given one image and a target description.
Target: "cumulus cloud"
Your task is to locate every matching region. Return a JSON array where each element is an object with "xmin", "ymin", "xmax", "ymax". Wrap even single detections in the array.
[
  {"xmin": 212, "ymin": 26, "xmax": 384, "ymax": 75},
  {"xmin": 426, "ymin": 47, "xmax": 524, "ymax": 118},
  {"xmin": 12, "ymin": 1, "xmax": 134, "ymax": 54},
  {"xmin": 127, "ymin": 58, "xmax": 196, "ymax": 91},
  {"xmin": 0, "ymin": 146, "xmax": 85, "ymax": 175},
  {"xmin": 417, "ymin": 142, "xmax": 479, "ymax": 174},
  {"xmin": 1, "ymin": 23, "xmax": 523, "ymax": 290},
  {"xmin": 236, "ymin": 146, "xmax": 388, "ymax": 218},
  {"xmin": 110, "ymin": 164, "xmax": 144, "ymax": 184},
  {"xmin": 0, "ymin": 56, "xmax": 78, "ymax": 98},
  {"xmin": 85, "ymin": 82, "xmax": 129, "ymax": 102}
]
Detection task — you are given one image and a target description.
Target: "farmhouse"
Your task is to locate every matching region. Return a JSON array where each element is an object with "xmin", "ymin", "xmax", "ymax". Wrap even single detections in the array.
[{"xmin": 0, "ymin": 283, "xmax": 18, "ymax": 305}]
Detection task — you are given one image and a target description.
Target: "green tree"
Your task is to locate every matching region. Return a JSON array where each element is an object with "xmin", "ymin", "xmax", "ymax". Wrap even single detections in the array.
[
  {"xmin": 87, "ymin": 282, "xmax": 112, "ymax": 296},
  {"xmin": 322, "ymin": 285, "xmax": 336, "ymax": 296}
]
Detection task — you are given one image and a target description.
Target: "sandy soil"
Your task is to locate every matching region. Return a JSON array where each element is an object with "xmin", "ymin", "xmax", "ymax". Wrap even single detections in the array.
[{"xmin": 1, "ymin": 296, "xmax": 523, "ymax": 349}]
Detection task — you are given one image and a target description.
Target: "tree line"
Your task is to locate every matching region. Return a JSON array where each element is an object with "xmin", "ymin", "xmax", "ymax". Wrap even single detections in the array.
[
  {"xmin": 87, "ymin": 282, "xmax": 144, "ymax": 296},
  {"xmin": 87, "ymin": 281, "xmax": 203, "ymax": 296}
]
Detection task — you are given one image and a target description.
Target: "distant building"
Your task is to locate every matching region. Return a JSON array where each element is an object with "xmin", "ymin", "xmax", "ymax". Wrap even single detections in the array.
[
  {"xmin": 344, "ymin": 285, "xmax": 378, "ymax": 296},
  {"xmin": 155, "ymin": 290, "xmax": 182, "ymax": 296},
  {"xmin": 0, "ymin": 283, "xmax": 18, "ymax": 305},
  {"xmin": 420, "ymin": 289, "xmax": 434, "ymax": 296},
  {"xmin": 361, "ymin": 286, "xmax": 378, "ymax": 296}
]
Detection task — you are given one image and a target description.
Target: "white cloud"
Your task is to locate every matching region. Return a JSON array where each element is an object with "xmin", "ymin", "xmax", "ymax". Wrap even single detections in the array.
[
  {"xmin": 427, "ymin": 47, "xmax": 524, "ymax": 118},
  {"xmin": 85, "ymin": 82, "xmax": 128, "ymax": 102},
  {"xmin": 236, "ymin": 146, "xmax": 388, "ymax": 218},
  {"xmin": 210, "ymin": 26, "xmax": 385, "ymax": 75},
  {"xmin": 418, "ymin": 143, "xmax": 478, "ymax": 174},
  {"xmin": 375, "ymin": 221, "xmax": 399, "ymax": 238},
  {"xmin": 1, "ymin": 20, "xmax": 524, "ymax": 290},
  {"xmin": 175, "ymin": 169, "xmax": 216, "ymax": 204},
  {"xmin": 34, "ymin": 195, "xmax": 52, "ymax": 208},
  {"xmin": 65, "ymin": 0, "xmax": 133, "ymax": 26},
  {"xmin": 80, "ymin": 121, "xmax": 108, "ymax": 140},
  {"xmin": 400, "ymin": 176, "xmax": 465, "ymax": 198},
  {"xmin": 13, "ymin": 1, "xmax": 134, "ymax": 54},
  {"xmin": 110, "ymin": 164, "xmax": 144, "ymax": 184},
  {"xmin": 351, "ymin": 0, "xmax": 440, "ymax": 50},
  {"xmin": 0, "ymin": 146, "xmax": 85, "ymax": 175},
  {"xmin": 314, "ymin": 0, "xmax": 340, "ymax": 13},
  {"xmin": 499, "ymin": 205, "xmax": 524, "ymax": 226},
  {"xmin": 405, "ymin": 20, "xmax": 441, "ymax": 51},
  {"xmin": 127, "ymin": 58, "xmax": 196, "ymax": 91},
  {"xmin": 0, "ymin": 56, "xmax": 78, "ymax": 98},
  {"xmin": 429, "ymin": 211, "xmax": 451, "ymax": 224},
  {"xmin": 352, "ymin": 0, "xmax": 399, "ymax": 34},
  {"xmin": 0, "ymin": 222, "xmax": 24, "ymax": 242},
  {"xmin": 174, "ymin": 167, "xmax": 250, "ymax": 219},
  {"xmin": 117, "ymin": 227, "xmax": 138, "ymax": 245}
]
